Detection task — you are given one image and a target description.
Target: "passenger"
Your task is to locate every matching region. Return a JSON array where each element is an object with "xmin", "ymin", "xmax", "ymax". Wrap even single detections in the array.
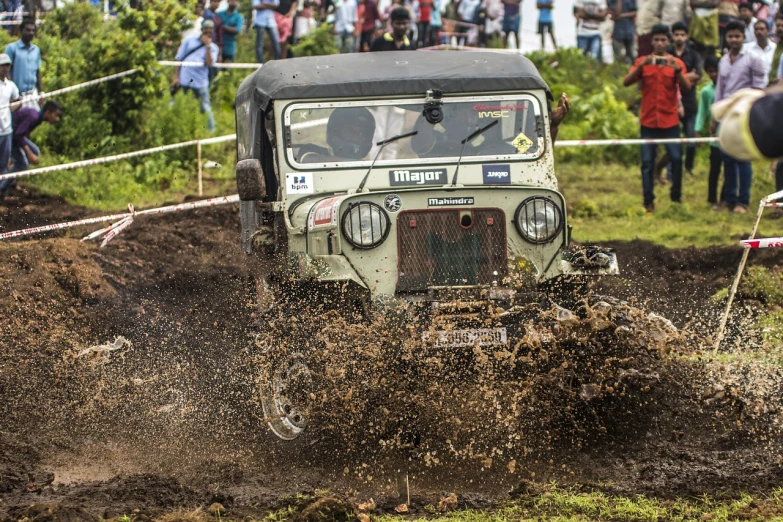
[{"xmin": 298, "ymin": 107, "xmax": 376, "ymax": 162}]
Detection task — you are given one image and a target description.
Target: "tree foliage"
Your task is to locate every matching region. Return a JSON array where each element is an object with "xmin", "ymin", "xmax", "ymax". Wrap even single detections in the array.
[{"xmin": 290, "ymin": 23, "xmax": 339, "ymax": 57}]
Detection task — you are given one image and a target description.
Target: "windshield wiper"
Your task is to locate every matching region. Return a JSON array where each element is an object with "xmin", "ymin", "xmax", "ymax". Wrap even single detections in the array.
[
  {"xmin": 450, "ymin": 120, "xmax": 499, "ymax": 187},
  {"xmin": 356, "ymin": 130, "xmax": 418, "ymax": 193}
]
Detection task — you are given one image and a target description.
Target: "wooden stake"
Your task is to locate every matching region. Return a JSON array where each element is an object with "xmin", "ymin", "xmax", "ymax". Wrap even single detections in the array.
[
  {"xmin": 197, "ymin": 140, "xmax": 203, "ymax": 196},
  {"xmin": 713, "ymin": 200, "xmax": 765, "ymax": 353}
]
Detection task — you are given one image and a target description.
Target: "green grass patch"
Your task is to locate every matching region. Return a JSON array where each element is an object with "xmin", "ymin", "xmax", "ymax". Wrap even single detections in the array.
[
  {"xmin": 559, "ymin": 162, "xmax": 779, "ymax": 248},
  {"xmin": 375, "ymin": 486, "xmax": 783, "ymax": 522}
]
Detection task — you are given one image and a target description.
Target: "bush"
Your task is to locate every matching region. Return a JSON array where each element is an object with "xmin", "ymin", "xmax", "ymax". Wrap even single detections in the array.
[{"xmin": 291, "ymin": 23, "xmax": 339, "ymax": 57}]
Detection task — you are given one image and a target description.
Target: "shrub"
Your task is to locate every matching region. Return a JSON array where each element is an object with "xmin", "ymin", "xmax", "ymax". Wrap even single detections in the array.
[{"xmin": 291, "ymin": 23, "xmax": 339, "ymax": 57}]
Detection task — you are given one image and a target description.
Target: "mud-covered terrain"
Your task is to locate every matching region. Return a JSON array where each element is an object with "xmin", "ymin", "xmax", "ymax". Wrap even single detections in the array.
[{"xmin": 2, "ymin": 190, "xmax": 783, "ymax": 521}]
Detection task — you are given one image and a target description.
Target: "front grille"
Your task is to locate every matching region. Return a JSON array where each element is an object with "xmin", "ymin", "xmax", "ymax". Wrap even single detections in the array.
[{"xmin": 396, "ymin": 209, "xmax": 507, "ymax": 293}]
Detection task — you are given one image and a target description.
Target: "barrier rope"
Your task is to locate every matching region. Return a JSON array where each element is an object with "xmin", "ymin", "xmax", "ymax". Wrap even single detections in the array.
[{"xmin": 158, "ymin": 61, "xmax": 262, "ymax": 69}]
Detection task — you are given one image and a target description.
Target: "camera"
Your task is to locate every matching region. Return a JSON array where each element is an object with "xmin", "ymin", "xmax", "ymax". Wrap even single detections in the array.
[
  {"xmin": 423, "ymin": 89, "xmax": 444, "ymax": 124},
  {"xmin": 653, "ymin": 57, "xmax": 667, "ymax": 66}
]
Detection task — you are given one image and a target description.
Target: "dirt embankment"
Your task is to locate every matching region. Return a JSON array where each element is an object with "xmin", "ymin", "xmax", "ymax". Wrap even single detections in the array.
[{"xmin": 2, "ymin": 192, "xmax": 783, "ymax": 521}]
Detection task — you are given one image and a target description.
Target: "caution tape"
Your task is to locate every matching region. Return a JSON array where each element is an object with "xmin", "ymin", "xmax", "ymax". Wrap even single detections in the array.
[
  {"xmin": 741, "ymin": 237, "xmax": 783, "ymax": 249},
  {"xmin": 159, "ymin": 60, "xmax": 262, "ymax": 69},
  {"xmin": 0, "ymin": 69, "xmax": 140, "ymax": 110},
  {"xmin": 0, "ymin": 134, "xmax": 236, "ymax": 182},
  {"xmin": 555, "ymin": 137, "xmax": 718, "ymax": 147},
  {"xmin": 764, "ymin": 189, "xmax": 783, "ymax": 203},
  {"xmin": 0, "ymin": 194, "xmax": 240, "ymax": 245}
]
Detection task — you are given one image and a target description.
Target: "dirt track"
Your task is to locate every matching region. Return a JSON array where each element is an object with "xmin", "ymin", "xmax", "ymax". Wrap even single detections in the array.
[{"xmin": 2, "ymin": 190, "xmax": 783, "ymax": 521}]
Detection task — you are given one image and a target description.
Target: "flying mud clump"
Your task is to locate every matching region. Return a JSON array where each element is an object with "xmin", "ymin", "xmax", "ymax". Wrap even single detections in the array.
[{"xmin": 253, "ymin": 294, "xmax": 683, "ymax": 469}]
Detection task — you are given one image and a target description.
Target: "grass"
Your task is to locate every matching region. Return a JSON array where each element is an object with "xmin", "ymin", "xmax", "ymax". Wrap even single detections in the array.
[
  {"xmin": 370, "ymin": 486, "xmax": 783, "ymax": 522},
  {"xmin": 558, "ymin": 161, "xmax": 780, "ymax": 249}
]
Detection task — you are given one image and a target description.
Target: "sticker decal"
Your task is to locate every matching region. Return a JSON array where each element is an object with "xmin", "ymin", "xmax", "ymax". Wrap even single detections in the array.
[
  {"xmin": 389, "ymin": 168, "xmax": 447, "ymax": 186},
  {"xmin": 286, "ymin": 172, "xmax": 314, "ymax": 194},
  {"xmin": 428, "ymin": 197, "xmax": 475, "ymax": 206},
  {"xmin": 309, "ymin": 197, "xmax": 341, "ymax": 228},
  {"xmin": 482, "ymin": 164, "xmax": 511, "ymax": 184},
  {"xmin": 512, "ymin": 133, "xmax": 534, "ymax": 153},
  {"xmin": 384, "ymin": 194, "xmax": 402, "ymax": 212}
]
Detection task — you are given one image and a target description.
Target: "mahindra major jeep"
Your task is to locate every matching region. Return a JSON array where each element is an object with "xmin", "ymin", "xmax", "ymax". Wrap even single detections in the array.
[{"xmin": 234, "ymin": 51, "xmax": 618, "ymax": 441}]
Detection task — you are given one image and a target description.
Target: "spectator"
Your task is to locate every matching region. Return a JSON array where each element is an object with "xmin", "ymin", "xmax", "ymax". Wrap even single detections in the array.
[
  {"xmin": 0, "ymin": 100, "xmax": 61, "ymax": 197},
  {"xmin": 182, "ymin": 2, "xmax": 206, "ymax": 40},
  {"xmin": 418, "ymin": 0, "xmax": 432, "ymax": 46},
  {"xmin": 334, "ymin": 0, "xmax": 358, "ymax": 52},
  {"xmin": 218, "ymin": 0, "xmax": 245, "ymax": 63},
  {"xmin": 670, "ymin": 21, "xmax": 702, "ymax": 176},
  {"xmin": 295, "ymin": 0, "xmax": 319, "ymax": 41},
  {"xmin": 771, "ymin": 16, "xmax": 783, "ymax": 82},
  {"xmin": 612, "ymin": 0, "xmax": 637, "ymax": 63},
  {"xmin": 370, "ymin": 6, "xmax": 413, "ymax": 49},
  {"xmin": 718, "ymin": 0, "xmax": 740, "ymax": 51},
  {"xmin": 501, "ymin": 0, "xmax": 521, "ymax": 48},
  {"xmin": 694, "ymin": 55, "xmax": 724, "ymax": 209},
  {"xmin": 537, "ymin": 0, "xmax": 557, "ymax": 50},
  {"xmin": 712, "ymin": 19, "xmax": 767, "ymax": 213},
  {"xmin": 689, "ymin": 0, "xmax": 720, "ymax": 55},
  {"xmin": 359, "ymin": 0, "xmax": 381, "ymax": 50},
  {"xmin": 739, "ymin": 1, "xmax": 757, "ymax": 40},
  {"xmin": 207, "ymin": 0, "xmax": 223, "ymax": 52},
  {"xmin": 575, "ymin": 0, "xmax": 608, "ymax": 57},
  {"xmin": 623, "ymin": 24, "xmax": 691, "ymax": 214},
  {"xmin": 429, "ymin": 0, "xmax": 442, "ymax": 44},
  {"xmin": 0, "ymin": 53, "xmax": 18, "ymax": 195},
  {"xmin": 253, "ymin": 0, "xmax": 282, "ymax": 63},
  {"xmin": 661, "ymin": 0, "xmax": 690, "ymax": 28},
  {"xmin": 173, "ymin": 20, "xmax": 219, "ymax": 132},
  {"xmin": 635, "ymin": 0, "xmax": 661, "ymax": 56},
  {"xmin": 275, "ymin": 0, "xmax": 297, "ymax": 58},
  {"xmin": 744, "ymin": 18, "xmax": 776, "ymax": 76},
  {"xmin": 4, "ymin": 19, "xmax": 41, "ymax": 111}
]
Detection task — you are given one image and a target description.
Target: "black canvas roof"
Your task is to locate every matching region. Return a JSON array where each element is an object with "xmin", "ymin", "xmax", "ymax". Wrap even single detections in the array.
[{"xmin": 236, "ymin": 51, "xmax": 550, "ymax": 110}]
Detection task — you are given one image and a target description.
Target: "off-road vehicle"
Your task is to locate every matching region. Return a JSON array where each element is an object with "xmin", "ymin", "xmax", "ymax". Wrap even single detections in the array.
[{"xmin": 235, "ymin": 51, "xmax": 618, "ymax": 441}]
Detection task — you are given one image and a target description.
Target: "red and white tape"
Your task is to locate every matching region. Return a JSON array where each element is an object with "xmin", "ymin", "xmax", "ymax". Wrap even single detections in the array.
[
  {"xmin": 741, "ymin": 237, "xmax": 783, "ymax": 249},
  {"xmin": 555, "ymin": 137, "xmax": 718, "ymax": 147},
  {"xmin": 159, "ymin": 61, "xmax": 262, "ymax": 69},
  {"xmin": 0, "ymin": 69, "xmax": 140, "ymax": 110},
  {"xmin": 764, "ymin": 189, "xmax": 783, "ymax": 204},
  {"xmin": 0, "ymin": 134, "xmax": 236, "ymax": 182},
  {"xmin": 0, "ymin": 194, "xmax": 240, "ymax": 245}
]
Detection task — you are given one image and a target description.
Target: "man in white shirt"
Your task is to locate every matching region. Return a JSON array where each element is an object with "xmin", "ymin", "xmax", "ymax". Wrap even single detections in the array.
[
  {"xmin": 575, "ymin": 0, "xmax": 608, "ymax": 57},
  {"xmin": 738, "ymin": 2, "xmax": 757, "ymax": 41},
  {"xmin": 0, "ymin": 53, "xmax": 19, "ymax": 183},
  {"xmin": 743, "ymin": 18, "xmax": 777, "ymax": 76},
  {"xmin": 334, "ymin": 0, "xmax": 358, "ymax": 52}
]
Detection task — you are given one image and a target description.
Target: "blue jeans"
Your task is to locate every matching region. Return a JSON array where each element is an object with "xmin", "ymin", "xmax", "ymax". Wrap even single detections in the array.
[
  {"xmin": 577, "ymin": 34, "xmax": 601, "ymax": 57},
  {"xmin": 255, "ymin": 24, "xmax": 281, "ymax": 63},
  {"xmin": 722, "ymin": 151, "xmax": 752, "ymax": 208},
  {"xmin": 335, "ymin": 29, "xmax": 355, "ymax": 53},
  {"xmin": 665, "ymin": 113, "xmax": 696, "ymax": 179},
  {"xmin": 641, "ymin": 125, "xmax": 682, "ymax": 207},
  {"xmin": 0, "ymin": 138, "xmax": 38, "ymax": 193},
  {"xmin": 502, "ymin": 14, "xmax": 520, "ymax": 34},
  {"xmin": 181, "ymin": 86, "xmax": 215, "ymax": 132},
  {"xmin": 0, "ymin": 133, "xmax": 12, "ymax": 193}
]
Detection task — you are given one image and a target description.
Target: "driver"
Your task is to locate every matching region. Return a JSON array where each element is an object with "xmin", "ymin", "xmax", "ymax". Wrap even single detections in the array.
[{"xmin": 326, "ymin": 107, "xmax": 376, "ymax": 160}]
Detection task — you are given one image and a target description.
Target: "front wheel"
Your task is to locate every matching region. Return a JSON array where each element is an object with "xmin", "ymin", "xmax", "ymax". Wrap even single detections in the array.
[{"xmin": 258, "ymin": 348, "xmax": 313, "ymax": 441}]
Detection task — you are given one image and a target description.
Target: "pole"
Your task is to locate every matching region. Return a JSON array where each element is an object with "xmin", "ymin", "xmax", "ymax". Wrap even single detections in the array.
[
  {"xmin": 197, "ymin": 140, "xmax": 203, "ymax": 197},
  {"xmin": 713, "ymin": 200, "xmax": 765, "ymax": 353}
]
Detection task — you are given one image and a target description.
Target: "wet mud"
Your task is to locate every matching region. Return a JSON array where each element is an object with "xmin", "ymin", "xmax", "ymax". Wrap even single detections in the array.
[{"xmin": 2, "ymin": 190, "xmax": 783, "ymax": 520}]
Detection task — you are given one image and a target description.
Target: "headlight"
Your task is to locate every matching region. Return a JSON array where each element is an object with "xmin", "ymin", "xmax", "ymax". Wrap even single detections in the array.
[
  {"xmin": 514, "ymin": 196, "xmax": 563, "ymax": 244},
  {"xmin": 341, "ymin": 202, "xmax": 390, "ymax": 249}
]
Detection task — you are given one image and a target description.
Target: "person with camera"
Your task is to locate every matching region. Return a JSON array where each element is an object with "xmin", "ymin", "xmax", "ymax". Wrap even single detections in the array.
[
  {"xmin": 623, "ymin": 24, "xmax": 691, "ymax": 214},
  {"xmin": 172, "ymin": 20, "xmax": 219, "ymax": 132}
]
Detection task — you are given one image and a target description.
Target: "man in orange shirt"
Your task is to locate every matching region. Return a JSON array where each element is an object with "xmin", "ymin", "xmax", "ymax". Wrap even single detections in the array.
[{"xmin": 623, "ymin": 24, "xmax": 692, "ymax": 214}]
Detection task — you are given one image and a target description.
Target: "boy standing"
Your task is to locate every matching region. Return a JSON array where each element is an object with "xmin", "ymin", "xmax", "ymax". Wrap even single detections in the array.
[
  {"xmin": 0, "ymin": 53, "xmax": 18, "ymax": 197},
  {"xmin": 623, "ymin": 24, "xmax": 691, "ymax": 214},
  {"xmin": 695, "ymin": 55, "xmax": 724, "ymax": 209},
  {"xmin": 218, "ymin": 0, "xmax": 245, "ymax": 63},
  {"xmin": 537, "ymin": 0, "xmax": 557, "ymax": 50}
]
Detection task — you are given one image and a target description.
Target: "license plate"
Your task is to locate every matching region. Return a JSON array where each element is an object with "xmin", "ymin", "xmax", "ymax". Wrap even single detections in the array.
[{"xmin": 423, "ymin": 328, "xmax": 508, "ymax": 348}]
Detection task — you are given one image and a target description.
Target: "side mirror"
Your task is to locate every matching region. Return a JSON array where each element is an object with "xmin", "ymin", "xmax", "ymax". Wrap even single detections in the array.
[{"xmin": 236, "ymin": 159, "xmax": 266, "ymax": 201}]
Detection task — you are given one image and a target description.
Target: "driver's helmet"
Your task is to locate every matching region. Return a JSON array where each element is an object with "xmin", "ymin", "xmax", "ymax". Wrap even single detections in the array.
[{"xmin": 326, "ymin": 107, "xmax": 376, "ymax": 160}]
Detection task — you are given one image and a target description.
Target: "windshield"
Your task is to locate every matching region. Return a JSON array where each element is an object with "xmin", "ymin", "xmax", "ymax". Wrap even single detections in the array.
[{"xmin": 284, "ymin": 95, "xmax": 543, "ymax": 169}]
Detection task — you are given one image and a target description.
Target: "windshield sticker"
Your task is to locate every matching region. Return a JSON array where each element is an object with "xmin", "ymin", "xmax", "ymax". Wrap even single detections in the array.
[
  {"xmin": 286, "ymin": 172, "xmax": 314, "ymax": 194},
  {"xmin": 384, "ymin": 194, "xmax": 402, "ymax": 212},
  {"xmin": 309, "ymin": 197, "xmax": 341, "ymax": 228},
  {"xmin": 428, "ymin": 197, "xmax": 475, "ymax": 207},
  {"xmin": 512, "ymin": 133, "xmax": 534, "ymax": 154},
  {"xmin": 473, "ymin": 103, "xmax": 528, "ymax": 112},
  {"xmin": 389, "ymin": 168, "xmax": 447, "ymax": 186},
  {"xmin": 482, "ymin": 164, "xmax": 511, "ymax": 184}
]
